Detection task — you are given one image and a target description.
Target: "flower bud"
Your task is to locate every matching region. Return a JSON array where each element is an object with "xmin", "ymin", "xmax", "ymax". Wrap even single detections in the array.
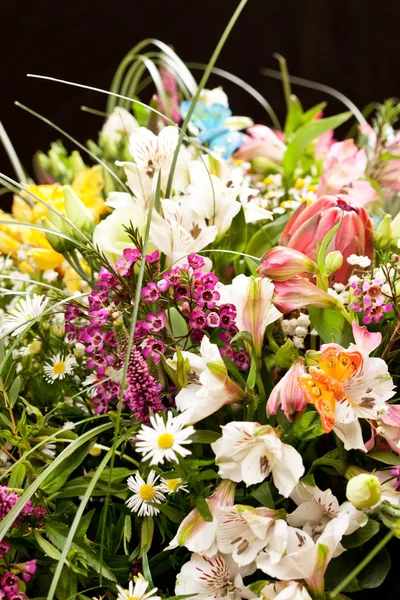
[
  {"xmin": 73, "ymin": 343, "xmax": 86, "ymax": 359},
  {"xmin": 346, "ymin": 473, "xmax": 382, "ymax": 508},
  {"xmin": 63, "ymin": 186, "xmax": 95, "ymax": 238},
  {"xmin": 273, "ymin": 276, "xmax": 337, "ymax": 313},
  {"xmin": 258, "ymin": 246, "xmax": 318, "ymax": 281},
  {"xmin": 375, "ymin": 214, "xmax": 392, "ymax": 250},
  {"xmin": 89, "ymin": 444, "xmax": 103, "ymax": 457},
  {"xmin": 42, "ymin": 217, "xmax": 73, "ymax": 253},
  {"xmin": 325, "ymin": 251, "xmax": 343, "ymax": 275},
  {"xmin": 50, "ymin": 321, "xmax": 65, "ymax": 337},
  {"xmin": 267, "ymin": 358, "xmax": 307, "ymax": 420}
]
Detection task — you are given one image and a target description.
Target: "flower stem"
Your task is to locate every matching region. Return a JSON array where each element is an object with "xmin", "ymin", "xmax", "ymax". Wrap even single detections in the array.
[{"xmin": 329, "ymin": 529, "xmax": 395, "ymax": 598}]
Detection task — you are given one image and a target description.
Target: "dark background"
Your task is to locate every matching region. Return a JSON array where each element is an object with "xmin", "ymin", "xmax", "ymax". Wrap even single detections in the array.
[{"xmin": 1, "ymin": 1, "xmax": 400, "ymax": 597}]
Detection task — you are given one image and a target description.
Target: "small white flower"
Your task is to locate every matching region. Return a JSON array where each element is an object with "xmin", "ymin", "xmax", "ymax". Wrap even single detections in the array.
[
  {"xmin": 42, "ymin": 443, "xmax": 56, "ymax": 458},
  {"xmin": 126, "ymin": 470, "xmax": 165, "ymax": 517},
  {"xmin": 116, "ymin": 574, "xmax": 161, "ymax": 600},
  {"xmin": 0, "ymin": 294, "xmax": 49, "ymax": 337},
  {"xmin": 160, "ymin": 477, "xmax": 189, "ymax": 494},
  {"xmin": 62, "ymin": 421, "xmax": 76, "ymax": 431},
  {"xmin": 43, "ymin": 353, "xmax": 76, "ymax": 382},
  {"xmin": 347, "ymin": 254, "xmax": 372, "ymax": 268},
  {"xmin": 294, "ymin": 326, "xmax": 308, "ymax": 338},
  {"xmin": 19, "ymin": 340, "xmax": 43, "ymax": 356},
  {"xmin": 135, "ymin": 412, "xmax": 195, "ymax": 465},
  {"xmin": 296, "ymin": 313, "xmax": 311, "ymax": 328},
  {"xmin": 43, "ymin": 269, "xmax": 59, "ymax": 283},
  {"xmin": 292, "ymin": 336, "xmax": 305, "ymax": 349}
]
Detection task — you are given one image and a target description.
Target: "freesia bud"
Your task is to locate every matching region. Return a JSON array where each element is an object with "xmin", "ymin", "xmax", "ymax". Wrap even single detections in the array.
[
  {"xmin": 258, "ymin": 246, "xmax": 318, "ymax": 281},
  {"xmin": 273, "ymin": 276, "xmax": 337, "ymax": 313},
  {"xmin": 167, "ymin": 480, "xmax": 235, "ymax": 555},
  {"xmin": 267, "ymin": 358, "xmax": 307, "ymax": 419},
  {"xmin": 375, "ymin": 214, "xmax": 392, "ymax": 249},
  {"xmin": 63, "ymin": 186, "xmax": 95, "ymax": 238},
  {"xmin": 346, "ymin": 473, "xmax": 382, "ymax": 508},
  {"xmin": 325, "ymin": 250, "xmax": 343, "ymax": 275}
]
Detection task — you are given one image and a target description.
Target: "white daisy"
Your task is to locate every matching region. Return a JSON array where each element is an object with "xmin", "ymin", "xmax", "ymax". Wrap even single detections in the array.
[
  {"xmin": 135, "ymin": 412, "xmax": 195, "ymax": 465},
  {"xmin": 0, "ymin": 294, "xmax": 49, "ymax": 337},
  {"xmin": 116, "ymin": 574, "xmax": 161, "ymax": 600},
  {"xmin": 126, "ymin": 470, "xmax": 165, "ymax": 517},
  {"xmin": 19, "ymin": 340, "xmax": 43, "ymax": 357},
  {"xmin": 43, "ymin": 269, "xmax": 59, "ymax": 283},
  {"xmin": 160, "ymin": 477, "xmax": 189, "ymax": 494},
  {"xmin": 43, "ymin": 353, "xmax": 76, "ymax": 382}
]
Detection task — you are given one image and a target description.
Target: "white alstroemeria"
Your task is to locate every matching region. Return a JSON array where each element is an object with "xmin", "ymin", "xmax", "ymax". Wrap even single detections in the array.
[
  {"xmin": 258, "ymin": 581, "xmax": 312, "ymax": 600},
  {"xmin": 135, "ymin": 412, "xmax": 195, "ymax": 465},
  {"xmin": 172, "ymin": 337, "xmax": 247, "ymax": 424},
  {"xmin": 257, "ymin": 513, "xmax": 350, "ymax": 599},
  {"xmin": 126, "ymin": 470, "xmax": 165, "ymax": 517},
  {"xmin": 175, "ymin": 552, "xmax": 256, "ymax": 600},
  {"xmin": 375, "ymin": 470, "xmax": 400, "ymax": 506},
  {"xmin": 116, "ymin": 574, "xmax": 161, "ymax": 600},
  {"xmin": 287, "ymin": 481, "xmax": 367, "ymax": 540},
  {"xmin": 216, "ymin": 505, "xmax": 288, "ymax": 566},
  {"xmin": 92, "ymin": 194, "xmax": 150, "ymax": 262},
  {"xmin": 101, "ymin": 107, "xmax": 139, "ymax": 142},
  {"xmin": 43, "ymin": 353, "xmax": 77, "ymax": 382},
  {"xmin": 217, "ymin": 274, "xmax": 282, "ymax": 356},
  {"xmin": 117, "ymin": 126, "xmax": 190, "ymax": 201},
  {"xmin": 150, "ymin": 197, "xmax": 218, "ymax": 267},
  {"xmin": 168, "ymin": 480, "xmax": 235, "ymax": 556},
  {"xmin": 211, "ymin": 422, "xmax": 304, "ymax": 497},
  {"xmin": 0, "ymin": 294, "xmax": 49, "ymax": 337}
]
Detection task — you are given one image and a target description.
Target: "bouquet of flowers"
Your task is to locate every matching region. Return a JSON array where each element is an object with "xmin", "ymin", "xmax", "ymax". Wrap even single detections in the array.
[{"xmin": 1, "ymin": 3, "xmax": 400, "ymax": 599}]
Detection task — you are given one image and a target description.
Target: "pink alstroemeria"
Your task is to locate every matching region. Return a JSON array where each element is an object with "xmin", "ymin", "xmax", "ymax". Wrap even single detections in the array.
[
  {"xmin": 267, "ymin": 358, "xmax": 307, "ymax": 420},
  {"xmin": 257, "ymin": 247, "xmax": 318, "ymax": 281},
  {"xmin": 280, "ymin": 195, "xmax": 374, "ymax": 284},
  {"xmin": 167, "ymin": 480, "xmax": 235, "ymax": 556},
  {"xmin": 234, "ymin": 124, "xmax": 287, "ymax": 162},
  {"xmin": 317, "ymin": 139, "xmax": 377, "ymax": 205},
  {"xmin": 273, "ymin": 276, "xmax": 337, "ymax": 313}
]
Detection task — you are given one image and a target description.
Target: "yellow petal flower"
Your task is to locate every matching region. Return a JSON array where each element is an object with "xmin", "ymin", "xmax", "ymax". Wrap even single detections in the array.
[
  {"xmin": 72, "ymin": 166, "xmax": 108, "ymax": 223},
  {"xmin": 26, "ymin": 248, "xmax": 64, "ymax": 271}
]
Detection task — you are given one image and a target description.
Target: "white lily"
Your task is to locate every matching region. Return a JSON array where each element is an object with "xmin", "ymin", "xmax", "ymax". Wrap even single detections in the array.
[
  {"xmin": 211, "ymin": 422, "xmax": 304, "ymax": 497},
  {"xmin": 175, "ymin": 552, "xmax": 256, "ymax": 600},
  {"xmin": 150, "ymin": 197, "xmax": 218, "ymax": 267},
  {"xmin": 257, "ymin": 513, "xmax": 350, "ymax": 599},
  {"xmin": 287, "ymin": 480, "xmax": 367, "ymax": 540},
  {"xmin": 217, "ymin": 274, "xmax": 282, "ymax": 357},
  {"xmin": 216, "ymin": 504, "xmax": 288, "ymax": 566},
  {"xmin": 167, "ymin": 480, "xmax": 235, "ymax": 556},
  {"xmin": 173, "ymin": 337, "xmax": 247, "ymax": 424}
]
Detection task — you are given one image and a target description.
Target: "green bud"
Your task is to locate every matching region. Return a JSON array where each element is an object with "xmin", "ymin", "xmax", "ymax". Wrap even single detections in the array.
[
  {"xmin": 63, "ymin": 186, "xmax": 95, "ymax": 238},
  {"xmin": 42, "ymin": 217, "xmax": 72, "ymax": 253},
  {"xmin": 375, "ymin": 214, "xmax": 392, "ymax": 249},
  {"xmin": 99, "ymin": 132, "xmax": 118, "ymax": 160},
  {"xmin": 325, "ymin": 251, "xmax": 343, "ymax": 275},
  {"xmin": 391, "ymin": 211, "xmax": 400, "ymax": 242},
  {"xmin": 251, "ymin": 157, "xmax": 282, "ymax": 175},
  {"xmin": 70, "ymin": 151, "xmax": 86, "ymax": 178},
  {"xmin": 346, "ymin": 473, "xmax": 382, "ymax": 508}
]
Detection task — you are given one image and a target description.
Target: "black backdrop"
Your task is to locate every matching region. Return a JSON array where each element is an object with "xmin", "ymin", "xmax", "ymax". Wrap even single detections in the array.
[{"xmin": 1, "ymin": 1, "xmax": 400, "ymax": 596}]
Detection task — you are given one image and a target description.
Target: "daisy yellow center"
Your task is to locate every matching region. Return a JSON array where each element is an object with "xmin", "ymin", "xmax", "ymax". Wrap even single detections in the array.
[
  {"xmin": 157, "ymin": 432, "xmax": 174, "ymax": 449},
  {"xmin": 167, "ymin": 478, "xmax": 181, "ymax": 491},
  {"xmin": 53, "ymin": 362, "xmax": 66, "ymax": 375},
  {"xmin": 294, "ymin": 178, "xmax": 305, "ymax": 189},
  {"xmin": 263, "ymin": 176, "xmax": 274, "ymax": 185},
  {"xmin": 139, "ymin": 484, "xmax": 156, "ymax": 501},
  {"xmin": 128, "ymin": 596, "xmax": 139, "ymax": 600}
]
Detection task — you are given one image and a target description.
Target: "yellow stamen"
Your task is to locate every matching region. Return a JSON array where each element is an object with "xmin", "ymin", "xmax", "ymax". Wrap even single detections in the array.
[
  {"xmin": 294, "ymin": 178, "xmax": 305, "ymax": 189},
  {"xmin": 157, "ymin": 433, "xmax": 174, "ymax": 449},
  {"xmin": 53, "ymin": 362, "xmax": 66, "ymax": 375},
  {"xmin": 263, "ymin": 176, "xmax": 274, "ymax": 185},
  {"xmin": 139, "ymin": 484, "xmax": 156, "ymax": 501}
]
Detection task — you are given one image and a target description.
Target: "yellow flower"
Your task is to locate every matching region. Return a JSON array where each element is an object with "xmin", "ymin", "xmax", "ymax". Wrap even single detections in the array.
[{"xmin": 71, "ymin": 166, "xmax": 108, "ymax": 223}]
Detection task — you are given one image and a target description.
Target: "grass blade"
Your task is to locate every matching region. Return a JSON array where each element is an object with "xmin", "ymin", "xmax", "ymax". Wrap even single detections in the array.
[{"xmin": 0, "ymin": 122, "xmax": 29, "ymax": 184}]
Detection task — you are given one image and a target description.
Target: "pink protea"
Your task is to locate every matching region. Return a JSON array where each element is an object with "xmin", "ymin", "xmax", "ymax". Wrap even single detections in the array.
[{"xmin": 280, "ymin": 195, "xmax": 374, "ymax": 284}]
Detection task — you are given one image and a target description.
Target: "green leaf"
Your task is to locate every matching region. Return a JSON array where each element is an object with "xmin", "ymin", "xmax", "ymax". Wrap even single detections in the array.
[
  {"xmin": 141, "ymin": 548, "xmax": 153, "ymax": 586},
  {"xmin": 342, "ymin": 519, "xmax": 380, "ymax": 549},
  {"xmin": 244, "ymin": 256, "xmax": 259, "ymax": 276},
  {"xmin": 308, "ymin": 307, "xmax": 353, "ymax": 346},
  {"xmin": 226, "ymin": 206, "xmax": 247, "ymax": 254},
  {"xmin": 132, "ymin": 98, "xmax": 150, "ymax": 126},
  {"xmin": 367, "ymin": 451, "xmax": 400, "ymax": 466},
  {"xmin": 301, "ymin": 102, "xmax": 327, "ymax": 124},
  {"xmin": 148, "ymin": 502, "xmax": 185, "ymax": 523},
  {"xmin": 168, "ymin": 307, "xmax": 188, "ymax": 339},
  {"xmin": 358, "ymin": 547, "xmax": 391, "ymax": 589},
  {"xmin": 33, "ymin": 530, "xmax": 65, "ymax": 562},
  {"xmin": 195, "ymin": 496, "xmax": 213, "ymax": 521},
  {"xmin": 283, "ymin": 111, "xmax": 352, "ymax": 177},
  {"xmin": 8, "ymin": 376, "xmax": 21, "ymax": 407},
  {"xmin": 41, "ymin": 440, "xmax": 93, "ymax": 494},
  {"xmin": 245, "ymin": 214, "xmax": 289, "ymax": 258},
  {"xmin": 75, "ymin": 508, "xmax": 95, "ymax": 539},
  {"xmin": 284, "ymin": 95, "xmax": 303, "ymax": 136},
  {"xmin": 141, "ymin": 516, "xmax": 154, "ymax": 553},
  {"xmin": 317, "ymin": 220, "xmax": 342, "ymax": 274},
  {"xmin": 8, "ymin": 461, "xmax": 25, "ymax": 489},
  {"xmin": 190, "ymin": 430, "xmax": 221, "ymax": 444},
  {"xmin": 124, "ymin": 515, "xmax": 132, "ymax": 554},
  {"xmin": 252, "ymin": 481, "xmax": 275, "ymax": 508},
  {"xmin": 274, "ymin": 338, "xmax": 299, "ymax": 368},
  {"xmin": 290, "ymin": 410, "xmax": 325, "ymax": 440}
]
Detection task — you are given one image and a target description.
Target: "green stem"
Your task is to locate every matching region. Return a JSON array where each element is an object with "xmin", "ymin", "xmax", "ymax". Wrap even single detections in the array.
[
  {"xmin": 274, "ymin": 53, "xmax": 292, "ymax": 113},
  {"xmin": 94, "ymin": 444, "xmax": 139, "ymax": 466},
  {"xmin": 329, "ymin": 529, "xmax": 395, "ymax": 598},
  {"xmin": 165, "ymin": 0, "xmax": 248, "ymax": 198}
]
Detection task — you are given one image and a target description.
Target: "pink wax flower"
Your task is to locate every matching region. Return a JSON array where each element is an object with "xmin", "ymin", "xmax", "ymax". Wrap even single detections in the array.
[
  {"xmin": 350, "ymin": 278, "xmax": 392, "ymax": 324},
  {"xmin": 0, "ymin": 540, "xmax": 11, "ymax": 558},
  {"xmin": 257, "ymin": 246, "xmax": 318, "ymax": 281},
  {"xmin": 1, "ymin": 573, "xmax": 19, "ymax": 595},
  {"xmin": 280, "ymin": 195, "xmax": 374, "ymax": 284}
]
